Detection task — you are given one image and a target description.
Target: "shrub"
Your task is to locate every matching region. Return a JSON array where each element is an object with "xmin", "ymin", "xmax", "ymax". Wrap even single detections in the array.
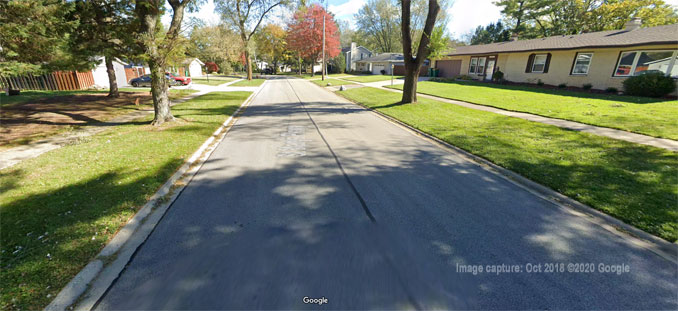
[
  {"xmin": 537, "ymin": 79, "xmax": 544, "ymax": 86},
  {"xmin": 582, "ymin": 83, "xmax": 593, "ymax": 90},
  {"xmin": 623, "ymin": 72, "xmax": 677, "ymax": 97},
  {"xmin": 558, "ymin": 83, "xmax": 567, "ymax": 88},
  {"xmin": 492, "ymin": 70, "xmax": 504, "ymax": 82},
  {"xmin": 605, "ymin": 87, "xmax": 618, "ymax": 93},
  {"xmin": 380, "ymin": 69, "xmax": 387, "ymax": 75},
  {"xmin": 458, "ymin": 75, "xmax": 474, "ymax": 81}
]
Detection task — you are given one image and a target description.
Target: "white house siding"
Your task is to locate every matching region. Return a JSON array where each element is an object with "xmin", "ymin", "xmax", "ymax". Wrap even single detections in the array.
[
  {"xmin": 91, "ymin": 57, "xmax": 129, "ymax": 88},
  {"xmin": 188, "ymin": 60, "xmax": 203, "ymax": 77}
]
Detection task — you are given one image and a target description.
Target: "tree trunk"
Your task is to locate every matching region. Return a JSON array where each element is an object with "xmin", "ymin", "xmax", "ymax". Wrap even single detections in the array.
[
  {"xmin": 401, "ymin": 65, "xmax": 419, "ymax": 103},
  {"xmin": 105, "ymin": 56, "xmax": 119, "ymax": 98},
  {"xmin": 149, "ymin": 59, "xmax": 173, "ymax": 125},
  {"xmin": 245, "ymin": 50, "xmax": 253, "ymax": 80}
]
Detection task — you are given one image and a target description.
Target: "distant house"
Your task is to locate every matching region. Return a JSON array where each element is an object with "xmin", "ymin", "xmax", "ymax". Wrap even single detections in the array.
[
  {"xmin": 343, "ymin": 43, "xmax": 373, "ymax": 72},
  {"xmin": 171, "ymin": 58, "xmax": 204, "ymax": 77},
  {"xmin": 91, "ymin": 57, "xmax": 130, "ymax": 88},
  {"xmin": 355, "ymin": 53, "xmax": 430, "ymax": 75},
  {"xmin": 435, "ymin": 19, "xmax": 678, "ymax": 91}
]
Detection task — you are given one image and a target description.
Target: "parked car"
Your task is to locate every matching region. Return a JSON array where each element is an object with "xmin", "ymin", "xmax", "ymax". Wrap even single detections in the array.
[
  {"xmin": 129, "ymin": 74, "xmax": 177, "ymax": 87},
  {"xmin": 166, "ymin": 72, "xmax": 192, "ymax": 85},
  {"xmin": 261, "ymin": 67, "xmax": 274, "ymax": 75}
]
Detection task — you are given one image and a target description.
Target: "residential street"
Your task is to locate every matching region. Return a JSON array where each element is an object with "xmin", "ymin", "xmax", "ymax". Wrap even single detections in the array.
[{"xmin": 95, "ymin": 78, "xmax": 676, "ymax": 310}]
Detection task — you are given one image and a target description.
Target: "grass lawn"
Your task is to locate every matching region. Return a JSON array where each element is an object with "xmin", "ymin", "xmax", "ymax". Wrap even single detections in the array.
[
  {"xmin": 0, "ymin": 91, "xmax": 251, "ymax": 311},
  {"xmin": 311, "ymin": 78, "xmax": 356, "ymax": 87},
  {"xmin": 192, "ymin": 77, "xmax": 237, "ymax": 86},
  {"xmin": 344, "ymin": 75, "xmax": 404, "ymax": 83},
  {"xmin": 229, "ymin": 78, "xmax": 266, "ymax": 87},
  {"xmin": 388, "ymin": 80, "xmax": 678, "ymax": 139},
  {"xmin": 337, "ymin": 87, "xmax": 677, "ymax": 242},
  {"xmin": 1, "ymin": 89, "xmax": 198, "ymax": 149}
]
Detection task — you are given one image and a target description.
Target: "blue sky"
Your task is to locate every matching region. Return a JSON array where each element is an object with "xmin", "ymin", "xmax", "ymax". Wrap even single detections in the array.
[{"xmin": 174, "ymin": 0, "xmax": 678, "ymax": 41}]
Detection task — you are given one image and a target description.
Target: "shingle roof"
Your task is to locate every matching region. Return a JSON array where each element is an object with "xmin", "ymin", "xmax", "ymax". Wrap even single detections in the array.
[
  {"xmin": 355, "ymin": 53, "xmax": 404, "ymax": 63},
  {"xmin": 448, "ymin": 24, "xmax": 678, "ymax": 56}
]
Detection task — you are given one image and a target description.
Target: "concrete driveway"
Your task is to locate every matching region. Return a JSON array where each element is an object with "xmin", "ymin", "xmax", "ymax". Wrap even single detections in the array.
[{"xmin": 94, "ymin": 78, "xmax": 677, "ymax": 310}]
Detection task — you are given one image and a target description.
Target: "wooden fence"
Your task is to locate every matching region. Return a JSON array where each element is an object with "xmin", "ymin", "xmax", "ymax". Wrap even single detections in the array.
[{"xmin": 0, "ymin": 71, "xmax": 95, "ymax": 91}]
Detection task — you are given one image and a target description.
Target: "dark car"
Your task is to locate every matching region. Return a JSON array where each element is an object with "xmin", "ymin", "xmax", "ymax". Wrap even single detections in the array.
[
  {"xmin": 261, "ymin": 68, "xmax": 274, "ymax": 75},
  {"xmin": 129, "ymin": 74, "xmax": 177, "ymax": 87}
]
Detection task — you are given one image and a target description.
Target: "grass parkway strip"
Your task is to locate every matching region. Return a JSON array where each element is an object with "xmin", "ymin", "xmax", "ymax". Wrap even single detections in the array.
[
  {"xmin": 336, "ymin": 87, "xmax": 677, "ymax": 243},
  {"xmin": 311, "ymin": 78, "xmax": 356, "ymax": 87},
  {"xmin": 0, "ymin": 91, "xmax": 252, "ymax": 311},
  {"xmin": 388, "ymin": 80, "xmax": 678, "ymax": 140},
  {"xmin": 229, "ymin": 78, "xmax": 266, "ymax": 87},
  {"xmin": 344, "ymin": 75, "xmax": 404, "ymax": 83}
]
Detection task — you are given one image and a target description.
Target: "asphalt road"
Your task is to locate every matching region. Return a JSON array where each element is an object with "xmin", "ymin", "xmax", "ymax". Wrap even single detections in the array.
[{"xmin": 95, "ymin": 78, "xmax": 677, "ymax": 310}]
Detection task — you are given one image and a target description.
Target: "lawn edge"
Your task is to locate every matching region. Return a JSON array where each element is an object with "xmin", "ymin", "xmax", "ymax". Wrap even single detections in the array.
[
  {"xmin": 385, "ymin": 83, "xmax": 678, "ymax": 141},
  {"xmin": 44, "ymin": 85, "xmax": 265, "ymax": 311},
  {"xmin": 324, "ymin": 84, "xmax": 678, "ymax": 263}
]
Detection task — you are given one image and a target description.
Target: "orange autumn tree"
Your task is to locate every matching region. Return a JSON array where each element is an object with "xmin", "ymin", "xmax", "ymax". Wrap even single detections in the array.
[{"xmin": 287, "ymin": 4, "xmax": 340, "ymax": 76}]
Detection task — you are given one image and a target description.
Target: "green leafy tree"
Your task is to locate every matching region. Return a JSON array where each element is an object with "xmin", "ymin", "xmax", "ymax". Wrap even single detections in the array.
[
  {"xmin": 0, "ymin": 0, "xmax": 77, "ymax": 76},
  {"xmin": 69, "ymin": 0, "xmax": 138, "ymax": 97},
  {"xmin": 254, "ymin": 24, "xmax": 291, "ymax": 74},
  {"xmin": 469, "ymin": 20, "xmax": 511, "ymax": 44},
  {"xmin": 215, "ymin": 0, "xmax": 290, "ymax": 80},
  {"xmin": 188, "ymin": 24, "xmax": 241, "ymax": 70},
  {"xmin": 400, "ymin": 0, "xmax": 441, "ymax": 103},
  {"xmin": 355, "ymin": 0, "xmax": 401, "ymax": 53}
]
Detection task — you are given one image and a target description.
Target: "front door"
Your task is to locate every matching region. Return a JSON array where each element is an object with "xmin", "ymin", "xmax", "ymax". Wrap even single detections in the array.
[{"xmin": 484, "ymin": 59, "xmax": 495, "ymax": 80}]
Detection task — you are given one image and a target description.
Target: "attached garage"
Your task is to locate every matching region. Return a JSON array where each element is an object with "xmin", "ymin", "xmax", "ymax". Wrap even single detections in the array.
[{"xmin": 436, "ymin": 59, "xmax": 462, "ymax": 78}]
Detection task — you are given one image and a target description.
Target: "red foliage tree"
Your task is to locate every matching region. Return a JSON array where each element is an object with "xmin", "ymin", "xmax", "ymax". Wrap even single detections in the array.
[
  {"xmin": 205, "ymin": 61, "xmax": 219, "ymax": 73},
  {"xmin": 287, "ymin": 4, "xmax": 340, "ymax": 68}
]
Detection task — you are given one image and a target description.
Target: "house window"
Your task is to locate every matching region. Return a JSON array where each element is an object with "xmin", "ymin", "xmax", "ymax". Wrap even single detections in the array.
[
  {"xmin": 469, "ymin": 58, "xmax": 477, "ymax": 74},
  {"xmin": 614, "ymin": 50, "xmax": 678, "ymax": 77},
  {"xmin": 571, "ymin": 53, "xmax": 593, "ymax": 75},
  {"xmin": 532, "ymin": 54, "xmax": 548, "ymax": 73},
  {"xmin": 469, "ymin": 57, "xmax": 487, "ymax": 74}
]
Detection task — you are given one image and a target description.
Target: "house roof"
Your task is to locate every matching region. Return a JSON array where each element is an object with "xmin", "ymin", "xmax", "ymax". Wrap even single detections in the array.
[
  {"xmin": 448, "ymin": 24, "xmax": 678, "ymax": 56},
  {"xmin": 356, "ymin": 53, "xmax": 404, "ymax": 63},
  {"xmin": 182, "ymin": 58, "xmax": 204, "ymax": 65}
]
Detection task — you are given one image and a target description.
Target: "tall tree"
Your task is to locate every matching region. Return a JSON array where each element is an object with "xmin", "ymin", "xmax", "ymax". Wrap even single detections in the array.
[
  {"xmin": 496, "ymin": 0, "xmax": 678, "ymax": 38},
  {"xmin": 0, "ymin": 0, "xmax": 78, "ymax": 77},
  {"xmin": 355, "ymin": 0, "xmax": 401, "ymax": 53},
  {"xmin": 287, "ymin": 4, "xmax": 341, "ymax": 76},
  {"xmin": 135, "ymin": 0, "xmax": 202, "ymax": 125},
  {"xmin": 255, "ymin": 24, "xmax": 290, "ymax": 74},
  {"xmin": 469, "ymin": 20, "xmax": 511, "ymax": 44},
  {"xmin": 215, "ymin": 0, "xmax": 289, "ymax": 80},
  {"xmin": 189, "ymin": 24, "xmax": 241, "ymax": 71},
  {"xmin": 69, "ymin": 0, "xmax": 138, "ymax": 97},
  {"xmin": 400, "ymin": 0, "xmax": 440, "ymax": 103}
]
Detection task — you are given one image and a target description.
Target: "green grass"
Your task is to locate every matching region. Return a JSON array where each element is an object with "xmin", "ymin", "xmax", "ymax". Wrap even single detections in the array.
[
  {"xmin": 192, "ymin": 77, "xmax": 237, "ymax": 86},
  {"xmin": 0, "ymin": 91, "xmax": 251, "ymax": 311},
  {"xmin": 388, "ymin": 80, "xmax": 678, "ymax": 139},
  {"xmin": 344, "ymin": 75, "xmax": 404, "ymax": 83},
  {"xmin": 304, "ymin": 74, "xmax": 355, "ymax": 80},
  {"xmin": 311, "ymin": 78, "xmax": 356, "ymax": 87},
  {"xmin": 229, "ymin": 78, "xmax": 266, "ymax": 87},
  {"xmin": 337, "ymin": 87, "xmax": 677, "ymax": 242}
]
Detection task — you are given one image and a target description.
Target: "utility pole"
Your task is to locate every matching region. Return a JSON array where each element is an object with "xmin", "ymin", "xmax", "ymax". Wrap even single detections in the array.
[{"xmin": 321, "ymin": 12, "xmax": 326, "ymax": 80}]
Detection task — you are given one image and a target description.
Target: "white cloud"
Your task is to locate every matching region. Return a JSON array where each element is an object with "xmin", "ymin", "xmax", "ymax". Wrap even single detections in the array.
[
  {"xmin": 447, "ymin": 0, "xmax": 502, "ymax": 40},
  {"xmin": 329, "ymin": 0, "xmax": 366, "ymax": 19}
]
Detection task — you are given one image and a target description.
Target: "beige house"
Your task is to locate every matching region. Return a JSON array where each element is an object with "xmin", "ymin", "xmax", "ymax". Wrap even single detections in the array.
[{"xmin": 436, "ymin": 19, "xmax": 678, "ymax": 91}]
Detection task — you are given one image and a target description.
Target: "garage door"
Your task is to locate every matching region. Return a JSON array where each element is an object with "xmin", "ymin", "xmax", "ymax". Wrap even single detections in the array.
[{"xmin": 436, "ymin": 60, "xmax": 462, "ymax": 78}]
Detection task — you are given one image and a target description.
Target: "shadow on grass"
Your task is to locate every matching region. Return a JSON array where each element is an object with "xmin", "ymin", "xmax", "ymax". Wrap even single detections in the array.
[{"xmin": 431, "ymin": 79, "xmax": 666, "ymax": 104}]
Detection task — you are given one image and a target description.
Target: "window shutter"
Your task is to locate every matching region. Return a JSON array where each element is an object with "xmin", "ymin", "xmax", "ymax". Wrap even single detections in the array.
[
  {"xmin": 543, "ymin": 53, "xmax": 552, "ymax": 73},
  {"xmin": 525, "ymin": 54, "xmax": 535, "ymax": 73}
]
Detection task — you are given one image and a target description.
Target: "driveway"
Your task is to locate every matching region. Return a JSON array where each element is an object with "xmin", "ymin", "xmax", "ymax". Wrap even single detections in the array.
[{"xmin": 94, "ymin": 78, "xmax": 676, "ymax": 310}]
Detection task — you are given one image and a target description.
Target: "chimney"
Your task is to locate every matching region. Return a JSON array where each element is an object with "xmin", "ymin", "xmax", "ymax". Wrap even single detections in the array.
[
  {"xmin": 624, "ymin": 17, "xmax": 642, "ymax": 31},
  {"xmin": 510, "ymin": 33, "xmax": 519, "ymax": 41},
  {"xmin": 351, "ymin": 42, "xmax": 357, "ymax": 52}
]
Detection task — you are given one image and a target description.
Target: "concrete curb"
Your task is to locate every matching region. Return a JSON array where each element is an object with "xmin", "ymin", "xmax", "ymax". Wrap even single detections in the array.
[
  {"xmin": 44, "ymin": 84, "xmax": 266, "ymax": 311},
  {"xmin": 322, "ymin": 83, "xmax": 678, "ymax": 264}
]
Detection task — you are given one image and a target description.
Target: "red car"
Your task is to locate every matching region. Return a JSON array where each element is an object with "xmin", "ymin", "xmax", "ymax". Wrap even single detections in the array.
[{"xmin": 165, "ymin": 72, "xmax": 192, "ymax": 85}]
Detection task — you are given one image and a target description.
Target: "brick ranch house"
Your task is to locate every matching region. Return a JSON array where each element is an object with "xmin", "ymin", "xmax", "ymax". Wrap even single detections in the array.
[{"xmin": 435, "ymin": 19, "xmax": 678, "ymax": 91}]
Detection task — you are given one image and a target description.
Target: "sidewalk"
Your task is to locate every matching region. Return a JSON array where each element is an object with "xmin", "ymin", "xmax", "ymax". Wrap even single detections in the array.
[
  {"xmin": 335, "ymin": 77, "xmax": 678, "ymax": 152},
  {"xmin": 0, "ymin": 79, "xmax": 260, "ymax": 170}
]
